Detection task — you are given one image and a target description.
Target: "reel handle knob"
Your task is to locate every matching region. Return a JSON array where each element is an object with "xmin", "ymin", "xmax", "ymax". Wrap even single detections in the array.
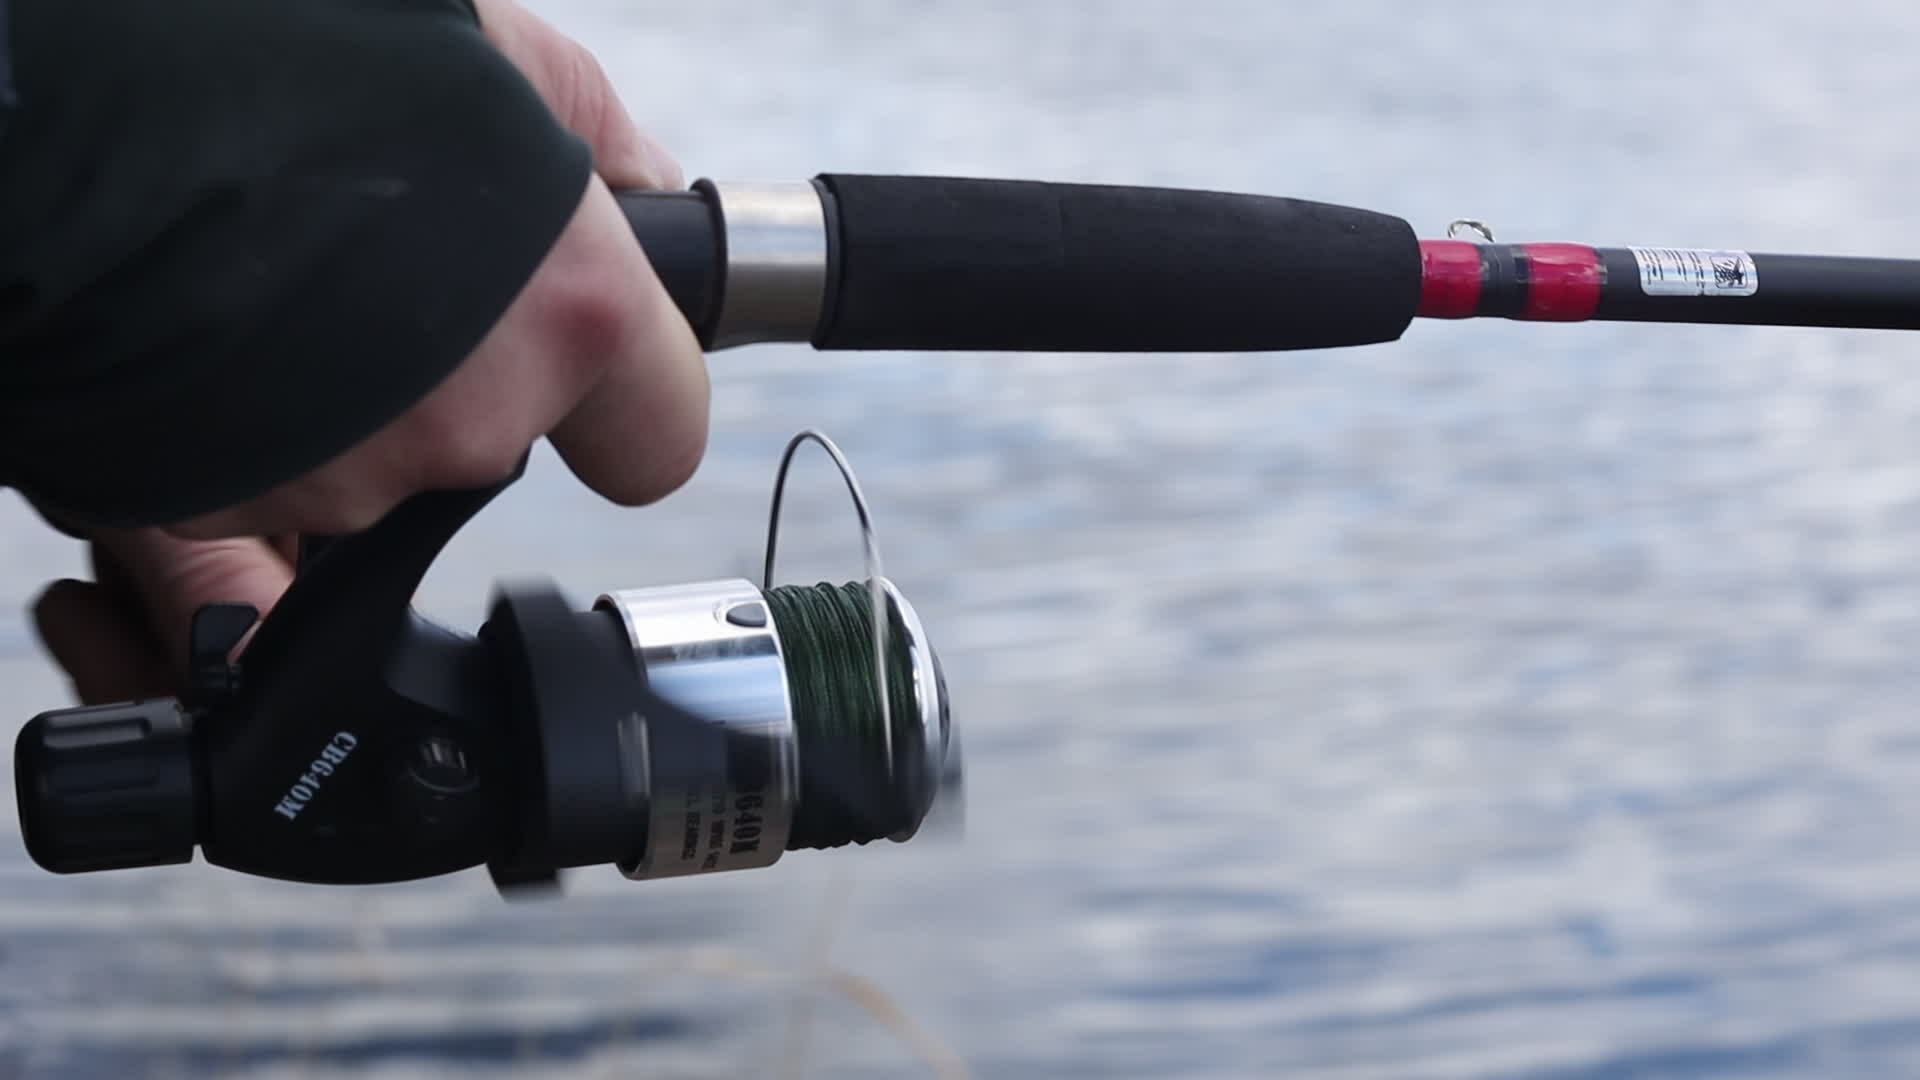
[{"xmin": 15, "ymin": 698, "xmax": 200, "ymax": 873}]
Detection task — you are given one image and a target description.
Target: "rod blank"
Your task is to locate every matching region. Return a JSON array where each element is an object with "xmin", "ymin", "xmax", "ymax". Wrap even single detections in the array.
[{"xmin": 1594, "ymin": 250, "xmax": 1920, "ymax": 330}]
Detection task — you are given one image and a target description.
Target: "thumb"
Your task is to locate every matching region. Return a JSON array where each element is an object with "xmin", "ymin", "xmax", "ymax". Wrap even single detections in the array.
[
  {"xmin": 90, "ymin": 530, "xmax": 295, "ymax": 674},
  {"xmin": 473, "ymin": 0, "xmax": 682, "ymax": 191},
  {"xmin": 35, "ymin": 531, "xmax": 294, "ymax": 705}
]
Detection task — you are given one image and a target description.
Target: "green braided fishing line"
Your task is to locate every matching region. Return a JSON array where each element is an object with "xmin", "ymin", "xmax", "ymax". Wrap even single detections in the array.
[{"xmin": 765, "ymin": 581, "xmax": 919, "ymax": 849}]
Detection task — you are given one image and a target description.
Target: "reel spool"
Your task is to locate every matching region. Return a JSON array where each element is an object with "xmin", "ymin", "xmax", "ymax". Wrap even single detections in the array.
[
  {"xmin": 13, "ymin": 433, "xmax": 959, "ymax": 897},
  {"xmin": 596, "ymin": 430, "xmax": 956, "ymax": 881}
]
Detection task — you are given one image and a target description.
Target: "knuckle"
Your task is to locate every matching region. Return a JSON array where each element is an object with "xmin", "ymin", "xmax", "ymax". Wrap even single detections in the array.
[
  {"xmin": 560, "ymin": 42, "xmax": 616, "ymax": 136},
  {"xmin": 544, "ymin": 268, "xmax": 635, "ymax": 362},
  {"xmin": 164, "ymin": 545, "xmax": 242, "ymax": 598},
  {"xmin": 153, "ymin": 539, "xmax": 273, "ymax": 608}
]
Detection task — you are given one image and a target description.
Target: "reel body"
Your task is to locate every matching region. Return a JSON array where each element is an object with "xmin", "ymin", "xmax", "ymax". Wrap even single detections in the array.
[{"xmin": 13, "ymin": 442, "xmax": 955, "ymax": 897}]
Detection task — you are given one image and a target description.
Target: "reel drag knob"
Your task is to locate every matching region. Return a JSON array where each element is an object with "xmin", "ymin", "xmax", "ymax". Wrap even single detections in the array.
[{"xmin": 15, "ymin": 699, "xmax": 200, "ymax": 873}]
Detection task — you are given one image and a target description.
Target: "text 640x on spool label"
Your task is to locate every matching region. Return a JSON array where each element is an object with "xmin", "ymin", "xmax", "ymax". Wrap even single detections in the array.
[{"xmin": 1630, "ymin": 248, "xmax": 1759, "ymax": 297}]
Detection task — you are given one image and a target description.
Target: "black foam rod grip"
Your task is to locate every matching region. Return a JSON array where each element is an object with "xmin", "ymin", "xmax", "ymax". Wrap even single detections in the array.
[{"xmin": 812, "ymin": 174, "xmax": 1422, "ymax": 353}]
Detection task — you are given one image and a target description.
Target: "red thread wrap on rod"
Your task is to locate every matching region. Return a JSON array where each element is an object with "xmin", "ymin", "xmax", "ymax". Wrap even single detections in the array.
[
  {"xmin": 1417, "ymin": 239, "xmax": 1482, "ymax": 319},
  {"xmin": 1518, "ymin": 243, "xmax": 1602, "ymax": 321}
]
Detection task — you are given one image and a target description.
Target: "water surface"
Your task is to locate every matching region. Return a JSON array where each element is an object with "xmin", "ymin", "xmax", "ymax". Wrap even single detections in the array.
[{"xmin": 5, "ymin": 2, "xmax": 1920, "ymax": 1076}]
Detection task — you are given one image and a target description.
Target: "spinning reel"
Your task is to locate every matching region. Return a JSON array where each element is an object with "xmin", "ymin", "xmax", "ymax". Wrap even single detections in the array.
[{"xmin": 13, "ymin": 432, "xmax": 958, "ymax": 896}]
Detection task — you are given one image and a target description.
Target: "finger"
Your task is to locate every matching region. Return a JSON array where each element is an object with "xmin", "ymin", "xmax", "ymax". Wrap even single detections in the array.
[
  {"xmin": 93, "ymin": 530, "xmax": 295, "ymax": 669},
  {"xmin": 473, "ymin": 0, "xmax": 682, "ymax": 190},
  {"xmin": 548, "ymin": 182, "xmax": 710, "ymax": 506},
  {"xmin": 161, "ymin": 463, "xmax": 412, "ymax": 540},
  {"xmin": 33, "ymin": 579, "xmax": 175, "ymax": 705},
  {"xmin": 160, "ymin": 177, "xmax": 699, "ymax": 539},
  {"xmin": 270, "ymin": 534, "xmax": 303, "ymax": 566}
]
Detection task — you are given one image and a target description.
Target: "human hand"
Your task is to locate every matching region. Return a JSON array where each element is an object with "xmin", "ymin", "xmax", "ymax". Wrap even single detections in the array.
[{"xmin": 33, "ymin": 0, "xmax": 708, "ymax": 704}]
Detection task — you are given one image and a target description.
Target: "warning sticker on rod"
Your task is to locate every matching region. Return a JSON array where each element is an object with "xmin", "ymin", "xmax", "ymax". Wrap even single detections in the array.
[{"xmin": 1630, "ymin": 248, "xmax": 1759, "ymax": 297}]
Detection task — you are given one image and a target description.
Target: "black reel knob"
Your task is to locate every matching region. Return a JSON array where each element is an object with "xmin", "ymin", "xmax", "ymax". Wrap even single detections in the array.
[{"xmin": 15, "ymin": 699, "xmax": 201, "ymax": 873}]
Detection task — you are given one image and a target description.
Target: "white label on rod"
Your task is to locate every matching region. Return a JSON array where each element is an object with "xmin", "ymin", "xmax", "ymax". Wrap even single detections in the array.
[{"xmin": 1630, "ymin": 247, "xmax": 1759, "ymax": 297}]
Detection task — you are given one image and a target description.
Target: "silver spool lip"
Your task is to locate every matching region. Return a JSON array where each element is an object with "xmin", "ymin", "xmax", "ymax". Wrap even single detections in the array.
[
  {"xmin": 594, "ymin": 579, "xmax": 800, "ymax": 880},
  {"xmin": 882, "ymin": 578, "xmax": 952, "ymax": 842}
]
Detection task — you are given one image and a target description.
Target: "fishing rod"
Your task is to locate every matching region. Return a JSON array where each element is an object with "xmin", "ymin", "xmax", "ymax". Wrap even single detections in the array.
[{"xmin": 619, "ymin": 175, "xmax": 1919, "ymax": 351}]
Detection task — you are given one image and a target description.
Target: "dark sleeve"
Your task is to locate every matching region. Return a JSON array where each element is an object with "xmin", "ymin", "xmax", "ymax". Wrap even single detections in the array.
[
  {"xmin": 0, "ymin": 1, "xmax": 16, "ymax": 123},
  {"xmin": 0, "ymin": 0, "xmax": 594, "ymax": 527}
]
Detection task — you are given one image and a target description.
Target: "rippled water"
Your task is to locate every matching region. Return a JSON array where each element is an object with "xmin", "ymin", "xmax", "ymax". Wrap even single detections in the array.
[{"xmin": 5, "ymin": 2, "xmax": 1920, "ymax": 1076}]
